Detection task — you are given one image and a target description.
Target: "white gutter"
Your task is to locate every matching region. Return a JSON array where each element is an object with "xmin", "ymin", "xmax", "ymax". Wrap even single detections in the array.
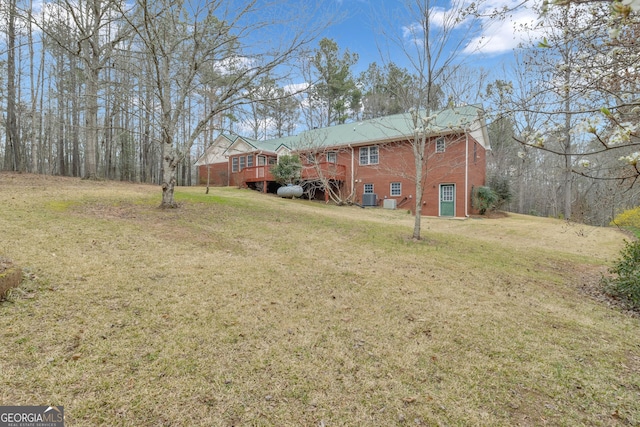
[
  {"xmin": 225, "ymin": 155, "xmax": 230, "ymax": 186},
  {"xmin": 465, "ymin": 131, "xmax": 469, "ymax": 217},
  {"xmin": 348, "ymin": 144, "xmax": 355, "ymax": 196}
]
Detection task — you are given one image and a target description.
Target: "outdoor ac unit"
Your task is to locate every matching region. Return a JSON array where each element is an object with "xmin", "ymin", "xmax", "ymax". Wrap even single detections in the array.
[
  {"xmin": 362, "ymin": 193, "xmax": 377, "ymax": 207},
  {"xmin": 383, "ymin": 199, "xmax": 397, "ymax": 210}
]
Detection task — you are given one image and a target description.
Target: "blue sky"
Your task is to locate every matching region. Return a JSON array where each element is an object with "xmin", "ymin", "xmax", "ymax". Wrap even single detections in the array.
[{"xmin": 313, "ymin": 0, "xmax": 543, "ymax": 77}]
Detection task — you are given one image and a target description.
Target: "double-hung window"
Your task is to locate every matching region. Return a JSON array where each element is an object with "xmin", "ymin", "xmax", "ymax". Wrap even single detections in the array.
[
  {"xmin": 239, "ymin": 155, "xmax": 246, "ymax": 170},
  {"xmin": 359, "ymin": 146, "xmax": 379, "ymax": 165},
  {"xmin": 326, "ymin": 152, "xmax": 337, "ymax": 163},
  {"xmin": 390, "ymin": 182, "xmax": 402, "ymax": 197},
  {"xmin": 232, "ymin": 157, "xmax": 239, "ymax": 173},
  {"xmin": 247, "ymin": 154, "xmax": 254, "ymax": 168},
  {"xmin": 436, "ymin": 137, "xmax": 446, "ymax": 153}
]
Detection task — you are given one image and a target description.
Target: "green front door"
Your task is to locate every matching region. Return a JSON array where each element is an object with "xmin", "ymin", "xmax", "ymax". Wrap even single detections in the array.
[{"xmin": 440, "ymin": 184, "xmax": 455, "ymax": 217}]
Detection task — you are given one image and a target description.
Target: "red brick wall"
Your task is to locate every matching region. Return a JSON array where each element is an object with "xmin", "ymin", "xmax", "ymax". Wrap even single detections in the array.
[
  {"xmin": 208, "ymin": 132, "xmax": 487, "ymax": 218},
  {"xmin": 343, "ymin": 133, "xmax": 486, "ymax": 217},
  {"xmin": 197, "ymin": 163, "xmax": 228, "ymax": 186}
]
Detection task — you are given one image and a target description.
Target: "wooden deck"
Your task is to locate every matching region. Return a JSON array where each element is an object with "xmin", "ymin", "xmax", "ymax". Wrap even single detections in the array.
[
  {"xmin": 241, "ymin": 165, "xmax": 275, "ymax": 183},
  {"xmin": 301, "ymin": 162, "xmax": 347, "ymax": 181},
  {"xmin": 241, "ymin": 162, "xmax": 347, "ymax": 185}
]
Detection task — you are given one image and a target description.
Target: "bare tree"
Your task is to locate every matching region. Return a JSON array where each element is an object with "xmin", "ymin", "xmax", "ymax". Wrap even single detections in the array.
[
  {"xmin": 375, "ymin": 0, "xmax": 488, "ymax": 239},
  {"xmin": 505, "ymin": 2, "xmax": 640, "ymax": 223},
  {"xmin": 126, "ymin": 0, "xmax": 328, "ymax": 208},
  {"xmin": 41, "ymin": 0, "xmax": 133, "ymax": 179},
  {"xmin": 3, "ymin": 0, "xmax": 22, "ymax": 171},
  {"xmin": 294, "ymin": 130, "xmax": 355, "ymax": 205}
]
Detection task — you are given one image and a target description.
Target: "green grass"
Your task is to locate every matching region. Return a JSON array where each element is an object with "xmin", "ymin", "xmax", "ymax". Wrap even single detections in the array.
[
  {"xmin": 627, "ymin": 227, "xmax": 640, "ymax": 238},
  {"xmin": 0, "ymin": 173, "xmax": 638, "ymax": 426}
]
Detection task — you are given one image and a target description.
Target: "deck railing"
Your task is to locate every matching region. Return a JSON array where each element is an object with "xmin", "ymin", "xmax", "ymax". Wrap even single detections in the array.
[
  {"xmin": 241, "ymin": 165, "xmax": 275, "ymax": 182},
  {"xmin": 301, "ymin": 162, "xmax": 347, "ymax": 180},
  {"xmin": 240, "ymin": 162, "xmax": 347, "ymax": 185}
]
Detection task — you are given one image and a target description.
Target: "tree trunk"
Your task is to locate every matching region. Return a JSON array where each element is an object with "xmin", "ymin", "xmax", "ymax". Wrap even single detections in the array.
[
  {"xmin": 160, "ymin": 140, "xmax": 178, "ymax": 208},
  {"xmin": 71, "ymin": 59, "xmax": 81, "ymax": 176},
  {"xmin": 4, "ymin": 0, "xmax": 22, "ymax": 172},
  {"xmin": 562, "ymin": 64, "xmax": 572, "ymax": 220},
  {"xmin": 412, "ymin": 133, "xmax": 426, "ymax": 240},
  {"xmin": 84, "ymin": 67, "xmax": 99, "ymax": 179},
  {"xmin": 160, "ymin": 112, "xmax": 178, "ymax": 208},
  {"xmin": 57, "ymin": 85, "xmax": 66, "ymax": 176}
]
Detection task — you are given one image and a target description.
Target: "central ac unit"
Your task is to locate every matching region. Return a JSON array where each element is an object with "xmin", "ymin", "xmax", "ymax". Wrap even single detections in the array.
[
  {"xmin": 383, "ymin": 199, "xmax": 397, "ymax": 209},
  {"xmin": 362, "ymin": 193, "xmax": 377, "ymax": 207}
]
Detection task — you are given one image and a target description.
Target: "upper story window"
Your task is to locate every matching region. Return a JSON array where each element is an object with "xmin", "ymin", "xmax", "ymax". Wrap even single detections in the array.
[
  {"xmin": 359, "ymin": 146, "xmax": 379, "ymax": 165},
  {"xmin": 436, "ymin": 137, "xmax": 445, "ymax": 153},
  {"xmin": 258, "ymin": 155, "xmax": 266, "ymax": 166},
  {"xmin": 247, "ymin": 154, "xmax": 254, "ymax": 168},
  {"xmin": 326, "ymin": 152, "xmax": 337, "ymax": 163}
]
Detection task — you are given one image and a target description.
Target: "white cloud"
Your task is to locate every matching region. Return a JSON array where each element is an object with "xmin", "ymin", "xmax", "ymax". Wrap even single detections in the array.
[
  {"xmin": 283, "ymin": 82, "xmax": 311, "ymax": 95},
  {"xmin": 464, "ymin": 1, "xmax": 543, "ymax": 56},
  {"xmin": 398, "ymin": 0, "xmax": 541, "ymax": 57}
]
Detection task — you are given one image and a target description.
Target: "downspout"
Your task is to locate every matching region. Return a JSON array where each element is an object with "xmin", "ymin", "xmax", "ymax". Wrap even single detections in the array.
[
  {"xmin": 465, "ymin": 131, "xmax": 469, "ymax": 218},
  {"xmin": 348, "ymin": 144, "xmax": 355, "ymax": 199}
]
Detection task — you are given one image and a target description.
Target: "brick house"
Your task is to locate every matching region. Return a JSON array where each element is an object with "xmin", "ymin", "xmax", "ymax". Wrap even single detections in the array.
[
  {"xmin": 195, "ymin": 104, "xmax": 491, "ymax": 217},
  {"xmin": 194, "ymin": 134, "xmax": 239, "ymax": 186}
]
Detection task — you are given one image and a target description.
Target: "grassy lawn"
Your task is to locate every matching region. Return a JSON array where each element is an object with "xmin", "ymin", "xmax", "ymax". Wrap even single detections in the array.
[{"xmin": 0, "ymin": 172, "xmax": 638, "ymax": 426}]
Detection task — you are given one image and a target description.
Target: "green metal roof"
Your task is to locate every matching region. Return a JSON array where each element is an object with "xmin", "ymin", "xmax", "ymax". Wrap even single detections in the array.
[
  {"xmin": 259, "ymin": 104, "xmax": 485, "ymax": 152},
  {"xmin": 222, "ymin": 104, "xmax": 486, "ymax": 155}
]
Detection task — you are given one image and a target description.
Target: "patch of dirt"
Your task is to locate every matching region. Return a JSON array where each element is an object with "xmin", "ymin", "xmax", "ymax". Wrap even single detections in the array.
[
  {"xmin": 0, "ymin": 256, "xmax": 13, "ymax": 275},
  {"xmin": 0, "ymin": 257, "xmax": 22, "ymax": 299},
  {"xmin": 470, "ymin": 210, "xmax": 510, "ymax": 219},
  {"xmin": 80, "ymin": 203, "xmax": 144, "ymax": 220},
  {"xmin": 576, "ymin": 265, "xmax": 639, "ymax": 318}
]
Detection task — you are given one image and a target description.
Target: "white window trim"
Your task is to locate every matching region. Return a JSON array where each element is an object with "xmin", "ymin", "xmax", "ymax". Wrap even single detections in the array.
[
  {"xmin": 359, "ymin": 146, "xmax": 379, "ymax": 165},
  {"xmin": 364, "ymin": 183, "xmax": 374, "ymax": 194},
  {"xmin": 436, "ymin": 137, "xmax": 445, "ymax": 153},
  {"xmin": 390, "ymin": 182, "xmax": 401, "ymax": 197}
]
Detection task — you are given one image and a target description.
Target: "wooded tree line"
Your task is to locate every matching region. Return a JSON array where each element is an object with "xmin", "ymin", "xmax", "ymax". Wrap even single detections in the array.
[
  {"xmin": 484, "ymin": 3, "xmax": 640, "ymax": 225},
  {"xmin": 1, "ymin": 0, "xmax": 639, "ymax": 222}
]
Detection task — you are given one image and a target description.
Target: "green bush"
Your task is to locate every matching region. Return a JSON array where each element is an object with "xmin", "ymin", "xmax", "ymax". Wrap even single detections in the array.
[
  {"xmin": 472, "ymin": 186, "xmax": 498, "ymax": 215},
  {"xmin": 602, "ymin": 239, "xmax": 640, "ymax": 311},
  {"xmin": 486, "ymin": 175, "xmax": 512, "ymax": 209},
  {"xmin": 270, "ymin": 155, "xmax": 301, "ymax": 185}
]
